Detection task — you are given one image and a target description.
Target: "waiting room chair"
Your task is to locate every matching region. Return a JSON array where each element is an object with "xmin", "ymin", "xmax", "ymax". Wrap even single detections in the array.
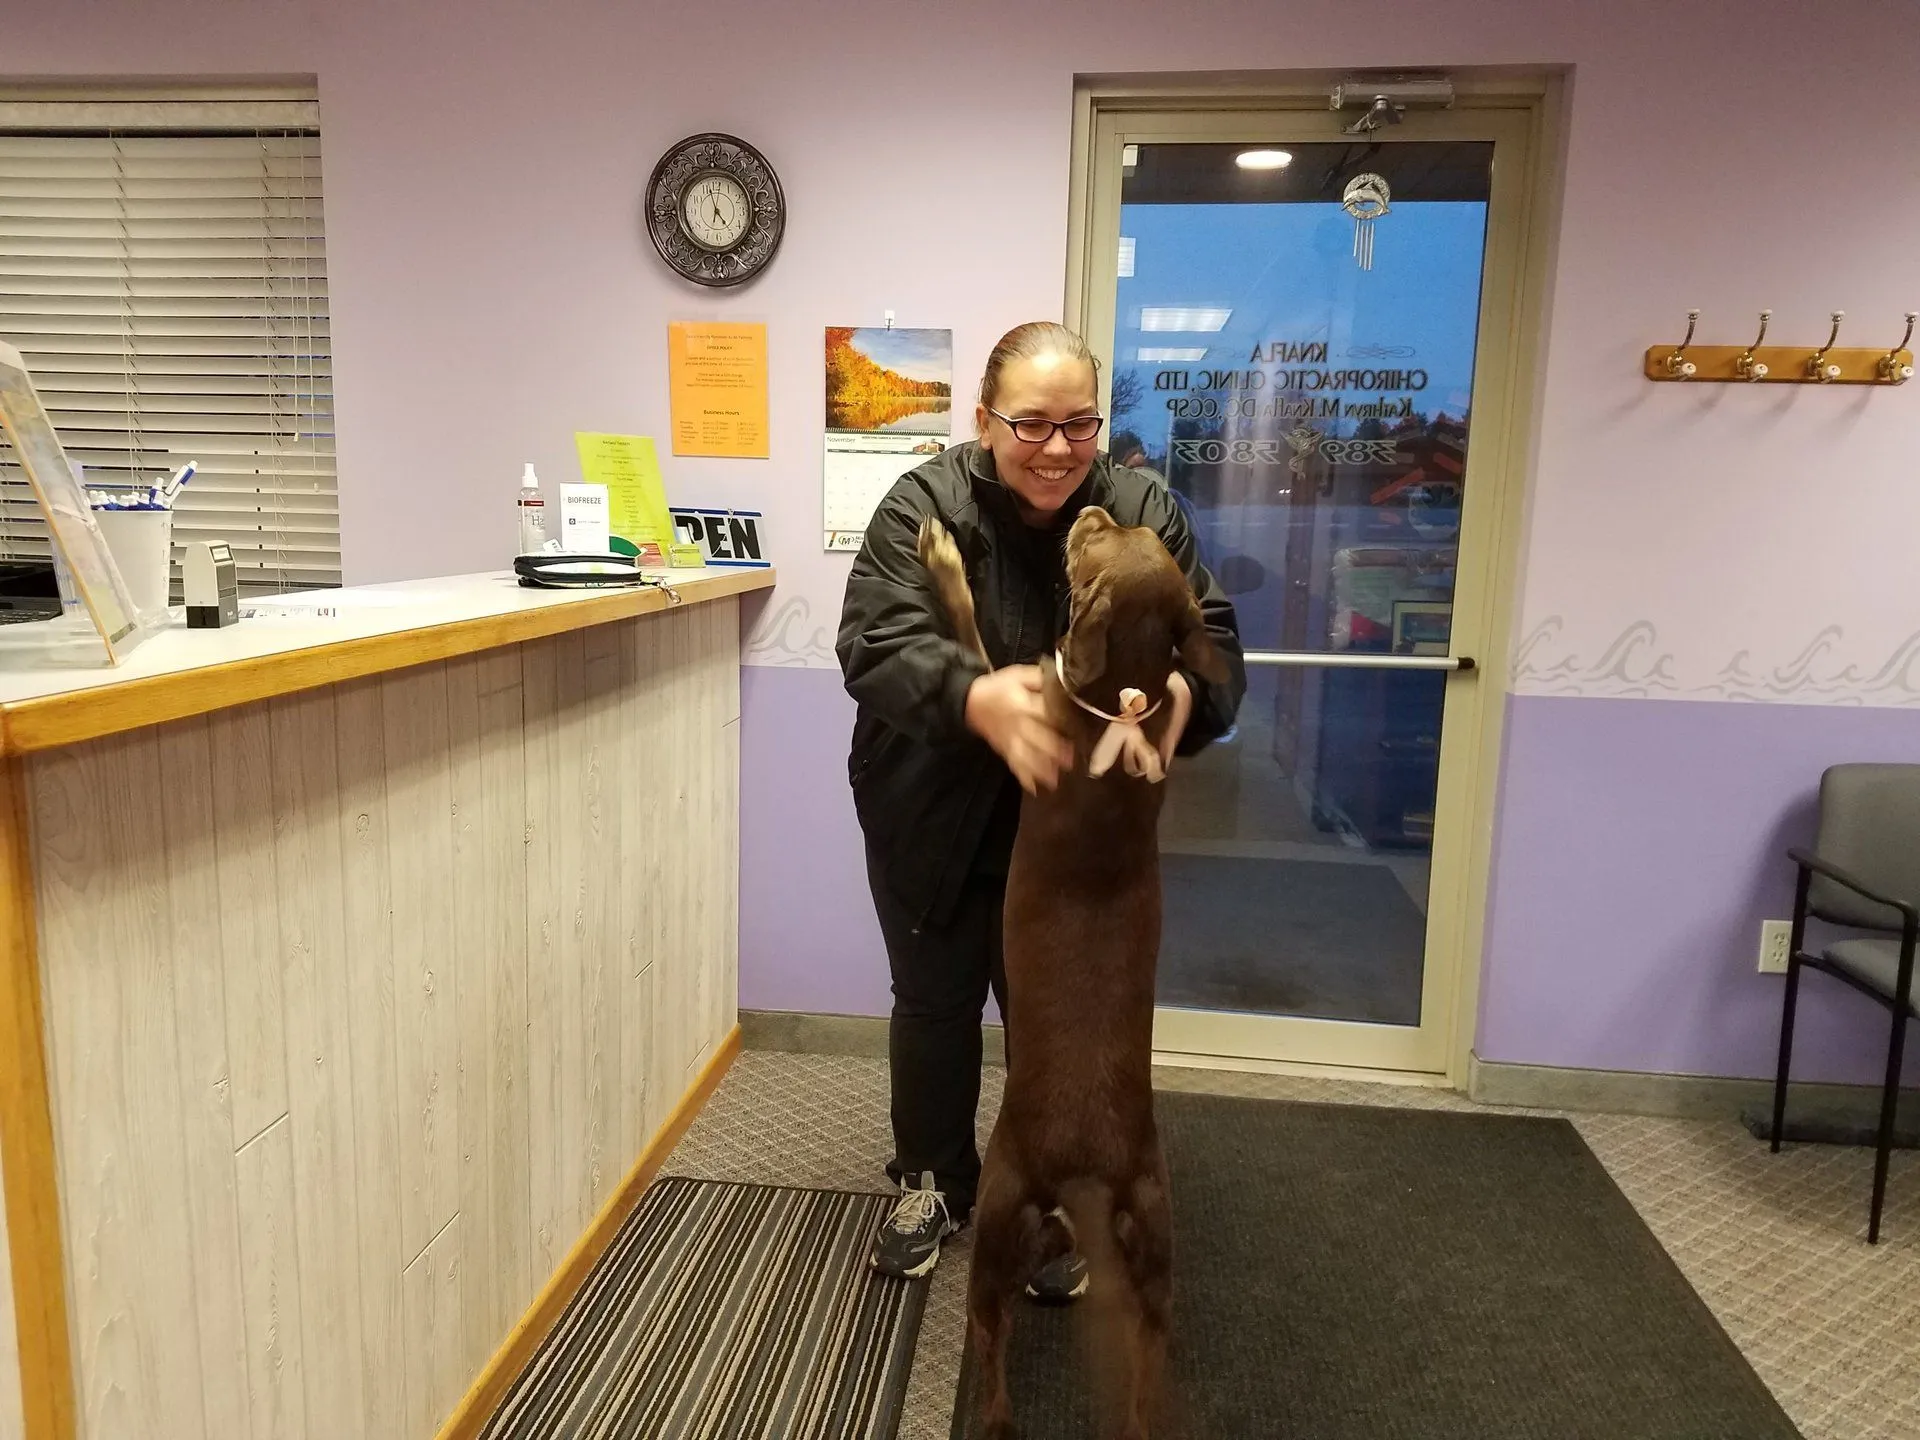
[{"xmin": 1770, "ymin": 763, "xmax": 1920, "ymax": 1244}]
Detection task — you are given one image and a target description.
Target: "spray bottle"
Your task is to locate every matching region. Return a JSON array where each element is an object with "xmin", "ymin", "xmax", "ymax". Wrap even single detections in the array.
[{"xmin": 516, "ymin": 462, "xmax": 547, "ymax": 555}]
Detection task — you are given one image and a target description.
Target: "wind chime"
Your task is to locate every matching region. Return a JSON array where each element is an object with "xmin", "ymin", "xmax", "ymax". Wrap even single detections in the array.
[{"xmin": 1342, "ymin": 173, "xmax": 1391, "ymax": 271}]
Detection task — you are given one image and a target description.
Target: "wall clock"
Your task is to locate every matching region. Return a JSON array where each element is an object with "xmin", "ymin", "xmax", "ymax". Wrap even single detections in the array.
[{"xmin": 645, "ymin": 133, "xmax": 785, "ymax": 288}]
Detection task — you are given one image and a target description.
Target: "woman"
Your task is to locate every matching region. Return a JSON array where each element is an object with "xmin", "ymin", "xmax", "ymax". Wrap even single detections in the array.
[{"xmin": 835, "ymin": 322, "xmax": 1245, "ymax": 1295}]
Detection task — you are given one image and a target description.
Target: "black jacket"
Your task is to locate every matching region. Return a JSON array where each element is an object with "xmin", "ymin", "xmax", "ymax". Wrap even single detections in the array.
[{"xmin": 836, "ymin": 440, "xmax": 1246, "ymax": 927}]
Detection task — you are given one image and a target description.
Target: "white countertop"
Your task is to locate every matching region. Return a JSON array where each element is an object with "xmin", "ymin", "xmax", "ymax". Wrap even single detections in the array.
[{"xmin": 0, "ymin": 566, "xmax": 773, "ymax": 754}]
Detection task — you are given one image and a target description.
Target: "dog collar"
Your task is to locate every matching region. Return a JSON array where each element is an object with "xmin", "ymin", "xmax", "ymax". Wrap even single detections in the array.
[
  {"xmin": 1054, "ymin": 650, "xmax": 1167, "ymax": 782},
  {"xmin": 1053, "ymin": 650, "xmax": 1164, "ymax": 725}
]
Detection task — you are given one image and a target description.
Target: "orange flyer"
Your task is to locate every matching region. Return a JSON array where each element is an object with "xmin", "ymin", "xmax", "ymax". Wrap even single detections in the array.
[{"xmin": 667, "ymin": 321, "xmax": 769, "ymax": 458}]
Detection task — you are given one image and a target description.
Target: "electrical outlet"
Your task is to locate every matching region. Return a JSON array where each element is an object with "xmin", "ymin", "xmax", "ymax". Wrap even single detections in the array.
[{"xmin": 1758, "ymin": 920, "xmax": 1793, "ymax": 975}]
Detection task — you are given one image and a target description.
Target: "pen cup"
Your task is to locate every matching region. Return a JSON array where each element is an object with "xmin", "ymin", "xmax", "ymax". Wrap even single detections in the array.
[{"xmin": 91, "ymin": 506, "xmax": 175, "ymax": 617}]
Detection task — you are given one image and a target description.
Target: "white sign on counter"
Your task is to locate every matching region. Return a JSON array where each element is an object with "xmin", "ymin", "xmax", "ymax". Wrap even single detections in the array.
[{"xmin": 560, "ymin": 482, "xmax": 612, "ymax": 554}]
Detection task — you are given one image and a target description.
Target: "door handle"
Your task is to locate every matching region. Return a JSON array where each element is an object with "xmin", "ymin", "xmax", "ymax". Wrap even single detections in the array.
[{"xmin": 1241, "ymin": 651, "xmax": 1476, "ymax": 672}]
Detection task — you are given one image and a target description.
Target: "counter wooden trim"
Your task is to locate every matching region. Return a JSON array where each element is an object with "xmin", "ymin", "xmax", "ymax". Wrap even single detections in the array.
[
  {"xmin": 0, "ymin": 758, "xmax": 74, "ymax": 1440},
  {"xmin": 432, "ymin": 1027, "xmax": 742, "ymax": 1440},
  {"xmin": 0, "ymin": 568, "xmax": 773, "ymax": 758}
]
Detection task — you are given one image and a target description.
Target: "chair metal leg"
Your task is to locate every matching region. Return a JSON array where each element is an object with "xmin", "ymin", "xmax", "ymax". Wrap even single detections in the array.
[
  {"xmin": 1869, "ymin": 1006, "xmax": 1910, "ymax": 1245},
  {"xmin": 1774, "ymin": 867, "xmax": 1815, "ymax": 1154},
  {"xmin": 1770, "ymin": 955, "xmax": 1804, "ymax": 1155}
]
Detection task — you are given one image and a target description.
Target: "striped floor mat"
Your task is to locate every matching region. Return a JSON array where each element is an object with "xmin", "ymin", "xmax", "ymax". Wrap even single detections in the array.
[{"xmin": 480, "ymin": 1177, "xmax": 925, "ymax": 1439}]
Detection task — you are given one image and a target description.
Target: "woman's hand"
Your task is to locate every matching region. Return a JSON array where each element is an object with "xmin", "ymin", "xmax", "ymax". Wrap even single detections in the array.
[{"xmin": 966, "ymin": 665, "xmax": 1072, "ymax": 794}]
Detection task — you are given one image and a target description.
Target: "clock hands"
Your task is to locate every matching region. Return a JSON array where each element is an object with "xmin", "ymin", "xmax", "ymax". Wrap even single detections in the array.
[{"xmin": 649, "ymin": 136, "xmax": 781, "ymax": 283}]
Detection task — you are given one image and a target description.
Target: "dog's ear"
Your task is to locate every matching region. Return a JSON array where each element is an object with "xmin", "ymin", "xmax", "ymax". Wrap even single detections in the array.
[
  {"xmin": 1175, "ymin": 594, "xmax": 1230, "ymax": 684},
  {"xmin": 1064, "ymin": 579, "xmax": 1113, "ymax": 692},
  {"xmin": 1076, "ymin": 505, "xmax": 1116, "ymax": 530},
  {"xmin": 1065, "ymin": 505, "xmax": 1115, "ymax": 572}
]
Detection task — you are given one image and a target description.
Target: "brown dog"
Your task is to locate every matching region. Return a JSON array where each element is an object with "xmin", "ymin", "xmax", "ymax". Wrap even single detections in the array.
[{"xmin": 918, "ymin": 505, "xmax": 1227, "ymax": 1440}]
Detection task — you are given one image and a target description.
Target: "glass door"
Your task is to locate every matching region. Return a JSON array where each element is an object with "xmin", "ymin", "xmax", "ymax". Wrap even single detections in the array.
[{"xmin": 1081, "ymin": 98, "xmax": 1536, "ymax": 1075}]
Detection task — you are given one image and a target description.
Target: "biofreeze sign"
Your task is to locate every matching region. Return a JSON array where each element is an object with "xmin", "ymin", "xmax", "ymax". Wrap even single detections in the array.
[{"xmin": 670, "ymin": 507, "xmax": 768, "ymax": 568}]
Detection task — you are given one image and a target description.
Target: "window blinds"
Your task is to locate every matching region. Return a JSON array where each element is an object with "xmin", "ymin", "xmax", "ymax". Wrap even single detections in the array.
[{"xmin": 0, "ymin": 102, "xmax": 338, "ymax": 591}]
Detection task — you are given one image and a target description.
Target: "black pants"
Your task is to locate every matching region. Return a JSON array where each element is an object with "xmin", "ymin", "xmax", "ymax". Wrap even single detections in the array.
[{"xmin": 867, "ymin": 846, "xmax": 1009, "ymax": 1219}]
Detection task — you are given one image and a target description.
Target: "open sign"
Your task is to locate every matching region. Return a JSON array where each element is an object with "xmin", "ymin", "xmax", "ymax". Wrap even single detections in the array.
[{"xmin": 669, "ymin": 508, "xmax": 769, "ymax": 568}]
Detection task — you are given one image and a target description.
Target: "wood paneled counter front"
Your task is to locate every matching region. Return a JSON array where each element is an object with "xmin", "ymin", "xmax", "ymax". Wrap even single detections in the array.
[{"xmin": 0, "ymin": 568, "xmax": 772, "ymax": 1440}]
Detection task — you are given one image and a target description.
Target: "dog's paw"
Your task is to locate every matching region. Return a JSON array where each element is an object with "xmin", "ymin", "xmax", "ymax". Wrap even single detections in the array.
[
  {"xmin": 979, "ymin": 1421, "xmax": 1021, "ymax": 1440},
  {"xmin": 916, "ymin": 515, "xmax": 960, "ymax": 574},
  {"xmin": 915, "ymin": 515, "xmax": 989, "ymax": 660}
]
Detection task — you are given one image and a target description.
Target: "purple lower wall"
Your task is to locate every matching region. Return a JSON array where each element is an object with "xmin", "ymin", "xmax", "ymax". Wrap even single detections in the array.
[
  {"xmin": 1479, "ymin": 694, "xmax": 1920, "ymax": 1086},
  {"xmin": 740, "ymin": 664, "xmax": 1920, "ymax": 1086},
  {"xmin": 739, "ymin": 665, "xmax": 887, "ymax": 1016}
]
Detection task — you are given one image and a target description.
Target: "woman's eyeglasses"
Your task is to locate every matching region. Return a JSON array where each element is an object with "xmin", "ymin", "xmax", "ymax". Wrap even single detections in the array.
[{"xmin": 988, "ymin": 409, "xmax": 1105, "ymax": 445}]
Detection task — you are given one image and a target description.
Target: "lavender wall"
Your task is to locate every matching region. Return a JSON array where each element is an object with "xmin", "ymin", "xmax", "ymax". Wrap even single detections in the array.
[
  {"xmin": 742, "ymin": 670, "xmax": 1920, "ymax": 1087},
  {"xmin": 1482, "ymin": 696, "xmax": 1920, "ymax": 1087},
  {"xmin": 738, "ymin": 666, "xmax": 880, "ymax": 1017},
  {"xmin": 11, "ymin": 0, "xmax": 1920, "ymax": 1084}
]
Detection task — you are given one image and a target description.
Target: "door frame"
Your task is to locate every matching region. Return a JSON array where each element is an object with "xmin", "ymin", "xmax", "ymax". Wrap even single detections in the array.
[{"xmin": 1065, "ymin": 74, "xmax": 1566, "ymax": 1088}]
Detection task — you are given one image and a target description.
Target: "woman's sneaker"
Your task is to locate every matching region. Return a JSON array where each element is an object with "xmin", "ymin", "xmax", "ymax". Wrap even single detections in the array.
[
  {"xmin": 870, "ymin": 1173, "xmax": 958, "ymax": 1279},
  {"xmin": 1025, "ymin": 1251, "xmax": 1090, "ymax": 1304}
]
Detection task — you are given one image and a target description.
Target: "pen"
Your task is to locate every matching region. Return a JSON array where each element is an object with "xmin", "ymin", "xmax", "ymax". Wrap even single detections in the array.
[{"xmin": 160, "ymin": 459, "xmax": 197, "ymax": 506}]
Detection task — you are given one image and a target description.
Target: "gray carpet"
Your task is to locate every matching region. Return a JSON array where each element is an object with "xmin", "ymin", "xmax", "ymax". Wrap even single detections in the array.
[
  {"xmin": 1158, "ymin": 854, "xmax": 1426, "ymax": 1024},
  {"xmin": 480, "ymin": 1177, "xmax": 924, "ymax": 1439},
  {"xmin": 951, "ymin": 1092, "xmax": 1803, "ymax": 1440}
]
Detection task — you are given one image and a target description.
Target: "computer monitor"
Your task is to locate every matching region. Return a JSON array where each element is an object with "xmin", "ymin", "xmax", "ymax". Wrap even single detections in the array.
[{"xmin": 0, "ymin": 556, "xmax": 61, "ymax": 622}]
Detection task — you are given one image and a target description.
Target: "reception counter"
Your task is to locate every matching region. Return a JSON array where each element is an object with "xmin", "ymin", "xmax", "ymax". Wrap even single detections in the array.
[{"xmin": 0, "ymin": 566, "xmax": 773, "ymax": 1440}]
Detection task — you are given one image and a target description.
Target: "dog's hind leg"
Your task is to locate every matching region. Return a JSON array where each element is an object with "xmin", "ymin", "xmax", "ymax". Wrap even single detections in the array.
[
  {"xmin": 1111, "ymin": 1161, "xmax": 1174, "ymax": 1440},
  {"xmin": 916, "ymin": 516, "xmax": 990, "ymax": 664},
  {"xmin": 967, "ymin": 1151, "xmax": 1043, "ymax": 1439}
]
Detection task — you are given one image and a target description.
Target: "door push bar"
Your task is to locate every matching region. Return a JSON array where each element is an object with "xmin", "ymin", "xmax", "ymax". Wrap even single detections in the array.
[{"xmin": 1241, "ymin": 650, "xmax": 1475, "ymax": 672}]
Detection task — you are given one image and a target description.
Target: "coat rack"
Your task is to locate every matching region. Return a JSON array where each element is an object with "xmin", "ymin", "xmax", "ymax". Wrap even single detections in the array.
[{"xmin": 1644, "ymin": 309, "xmax": 1915, "ymax": 385}]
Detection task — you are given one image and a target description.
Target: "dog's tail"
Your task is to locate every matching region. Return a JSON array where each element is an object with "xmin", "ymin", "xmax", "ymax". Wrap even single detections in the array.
[
  {"xmin": 916, "ymin": 515, "xmax": 990, "ymax": 665},
  {"xmin": 1059, "ymin": 1179, "xmax": 1183, "ymax": 1437}
]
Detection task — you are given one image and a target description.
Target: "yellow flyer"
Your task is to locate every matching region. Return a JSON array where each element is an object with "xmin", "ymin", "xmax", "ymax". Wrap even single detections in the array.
[
  {"xmin": 572, "ymin": 432, "xmax": 676, "ymax": 563},
  {"xmin": 667, "ymin": 321, "xmax": 769, "ymax": 458}
]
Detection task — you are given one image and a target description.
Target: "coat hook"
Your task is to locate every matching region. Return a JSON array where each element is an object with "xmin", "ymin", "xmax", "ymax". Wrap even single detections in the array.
[
  {"xmin": 1663, "ymin": 309, "xmax": 1699, "ymax": 378},
  {"xmin": 1807, "ymin": 310, "xmax": 1845, "ymax": 381},
  {"xmin": 1736, "ymin": 309, "xmax": 1773, "ymax": 381},
  {"xmin": 1879, "ymin": 311, "xmax": 1916, "ymax": 383}
]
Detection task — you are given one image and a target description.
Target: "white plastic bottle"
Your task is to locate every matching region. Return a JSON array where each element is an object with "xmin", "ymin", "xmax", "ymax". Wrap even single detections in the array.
[{"xmin": 516, "ymin": 462, "xmax": 547, "ymax": 555}]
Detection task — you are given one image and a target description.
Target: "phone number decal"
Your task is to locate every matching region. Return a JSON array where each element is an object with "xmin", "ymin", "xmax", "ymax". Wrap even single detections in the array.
[{"xmin": 1171, "ymin": 437, "xmax": 1401, "ymax": 466}]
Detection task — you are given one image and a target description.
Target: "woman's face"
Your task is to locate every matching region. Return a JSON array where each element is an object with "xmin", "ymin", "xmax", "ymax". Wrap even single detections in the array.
[{"xmin": 976, "ymin": 353, "xmax": 1102, "ymax": 525}]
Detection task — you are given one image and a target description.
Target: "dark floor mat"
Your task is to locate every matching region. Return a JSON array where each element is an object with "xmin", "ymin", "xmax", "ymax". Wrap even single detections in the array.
[{"xmin": 952, "ymin": 1092, "xmax": 1800, "ymax": 1440}]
